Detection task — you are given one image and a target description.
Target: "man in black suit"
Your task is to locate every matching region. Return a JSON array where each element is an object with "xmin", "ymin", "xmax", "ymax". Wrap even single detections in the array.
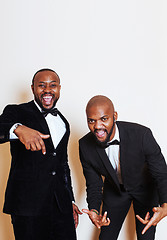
[
  {"xmin": 79, "ymin": 95, "xmax": 167, "ymax": 240},
  {"xmin": 0, "ymin": 69, "xmax": 81, "ymax": 240}
]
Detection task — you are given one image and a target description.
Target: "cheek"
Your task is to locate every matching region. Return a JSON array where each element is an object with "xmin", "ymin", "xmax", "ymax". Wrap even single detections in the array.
[
  {"xmin": 88, "ymin": 124, "xmax": 93, "ymax": 131},
  {"xmin": 106, "ymin": 122, "xmax": 113, "ymax": 131},
  {"xmin": 105, "ymin": 121, "xmax": 113, "ymax": 129},
  {"xmin": 53, "ymin": 89, "xmax": 60, "ymax": 96}
]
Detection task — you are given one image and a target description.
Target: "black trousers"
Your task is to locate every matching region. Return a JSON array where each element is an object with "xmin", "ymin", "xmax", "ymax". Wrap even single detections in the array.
[
  {"xmin": 11, "ymin": 199, "xmax": 76, "ymax": 240},
  {"xmin": 99, "ymin": 189, "xmax": 156, "ymax": 240}
]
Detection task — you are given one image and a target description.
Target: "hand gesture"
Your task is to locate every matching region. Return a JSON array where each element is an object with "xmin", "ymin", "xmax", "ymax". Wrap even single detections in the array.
[
  {"xmin": 72, "ymin": 203, "xmax": 83, "ymax": 228},
  {"xmin": 136, "ymin": 203, "xmax": 167, "ymax": 234},
  {"xmin": 82, "ymin": 209, "xmax": 110, "ymax": 229},
  {"xmin": 14, "ymin": 125, "xmax": 50, "ymax": 155}
]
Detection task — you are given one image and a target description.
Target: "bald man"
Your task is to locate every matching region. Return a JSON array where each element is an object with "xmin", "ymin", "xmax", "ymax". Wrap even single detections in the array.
[{"xmin": 79, "ymin": 95, "xmax": 167, "ymax": 240}]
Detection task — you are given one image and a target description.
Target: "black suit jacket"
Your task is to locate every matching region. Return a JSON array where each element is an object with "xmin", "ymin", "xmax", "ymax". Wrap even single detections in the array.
[
  {"xmin": 79, "ymin": 121, "xmax": 167, "ymax": 212},
  {"xmin": 0, "ymin": 101, "xmax": 74, "ymax": 216}
]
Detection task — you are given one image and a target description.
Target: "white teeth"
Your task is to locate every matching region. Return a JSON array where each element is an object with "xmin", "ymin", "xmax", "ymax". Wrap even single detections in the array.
[
  {"xmin": 96, "ymin": 130, "xmax": 105, "ymax": 137},
  {"xmin": 42, "ymin": 95, "xmax": 53, "ymax": 105},
  {"xmin": 43, "ymin": 96, "xmax": 52, "ymax": 99}
]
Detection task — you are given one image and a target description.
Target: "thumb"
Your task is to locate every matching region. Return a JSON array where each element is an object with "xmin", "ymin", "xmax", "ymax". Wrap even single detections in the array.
[
  {"xmin": 153, "ymin": 207, "xmax": 158, "ymax": 213},
  {"xmin": 82, "ymin": 209, "xmax": 90, "ymax": 214},
  {"xmin": 40, "ymin": 133, "xmax": 50, "ymax": 139},
  {"xmin": 77, "ymin": 208, "xmax": 83, "ymax": 214}
]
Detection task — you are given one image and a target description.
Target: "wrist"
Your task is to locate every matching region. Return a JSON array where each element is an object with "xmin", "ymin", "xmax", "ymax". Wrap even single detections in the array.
[{"xmin": 13, "ymin": 123, "xmax": 22, "ymax": 134}]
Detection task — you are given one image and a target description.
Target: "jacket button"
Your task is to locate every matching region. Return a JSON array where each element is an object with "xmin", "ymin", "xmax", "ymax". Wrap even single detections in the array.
[
  {"xmin": 51, "ymin": 171, "xmax": 56, "ymax": 176},
  {"xmin": 52, "ymin": 152, "xmax": 56, "ymax": 156}
]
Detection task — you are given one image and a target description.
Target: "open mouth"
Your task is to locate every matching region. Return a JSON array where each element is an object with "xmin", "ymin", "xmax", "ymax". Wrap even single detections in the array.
[
  {"xmin": 42, "ymin": 95, "xmax": 53, "ymax": 106},
  {"xmin": 94, "ymin": 129, "xmax": 107, "ymax": 139}
]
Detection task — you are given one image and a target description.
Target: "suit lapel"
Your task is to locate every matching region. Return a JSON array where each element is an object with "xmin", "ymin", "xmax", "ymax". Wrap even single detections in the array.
[
  {"xmin": 116, "ymin": 122, "xmax": 126, "ymax": 184},
  {"xmin": 95, "ymin": 121, "xmax": 127, "ymax": 189},
  {"xmin": 96, "ymin": 145, "xmax": 120, "ymax": 189},
  {"xmin": 54, "ymin": 110, "xmax": 70, "ymax": 151},
  {"xmin": 29, "ymin": 101, "xmax": 70, "ymax": 151},
  {"xmin": 29, "ymin": 101, "xmax": 51, "ymax": 134},
  {"xmin": 28, "ymin": 101, "xmax": 54, "ymax": 148}
]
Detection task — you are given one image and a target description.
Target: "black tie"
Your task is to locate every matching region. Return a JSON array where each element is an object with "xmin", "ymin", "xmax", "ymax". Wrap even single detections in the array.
[
  {"xmin": 105, "ymin": 140, "xmax": 120, "ymax": 148},
  {"xmin": 42, "ymin": 108, "xmax": 58, "ymax": 117}
]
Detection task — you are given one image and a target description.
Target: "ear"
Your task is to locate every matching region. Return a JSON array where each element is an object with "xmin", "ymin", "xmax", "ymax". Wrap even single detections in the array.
[
  {"xmin": 31, "ymin": 85, "xmax": 34, "ymax": 94},
  {"xmin": 114, "ymin": 111, "xmax": 118, "ymax": 122}
]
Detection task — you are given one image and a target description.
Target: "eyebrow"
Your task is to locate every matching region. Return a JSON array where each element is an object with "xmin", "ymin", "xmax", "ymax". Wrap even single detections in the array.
[
  {"xmin": 87, "ymin": 115, "xmax": 109, "ymax": 120},
  {"xmin": 38, "ymin": 80, "xmax": 58, "ymax": 83}
]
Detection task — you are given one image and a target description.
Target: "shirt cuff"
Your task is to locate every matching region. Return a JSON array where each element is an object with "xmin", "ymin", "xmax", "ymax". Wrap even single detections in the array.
[{"xmin": 9, "ymin": 123, "xmax": 22, "ymax": 139}]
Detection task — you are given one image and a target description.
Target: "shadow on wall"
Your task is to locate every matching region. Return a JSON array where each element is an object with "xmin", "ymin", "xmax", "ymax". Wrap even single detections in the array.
[
  {"xmin": 0, "ymin": 89, "xmax": 31, "ymax": 240},
  {"xmin": 0, "ymin": 143, "xmax": 15, "ymax": 240},
  {"xmin": 125, "ymin": 203, "xmax": 137, "ymax": 240},
  {"xmin": 68, "ymin": 131, "xmax": 86, "ymax": 204}
]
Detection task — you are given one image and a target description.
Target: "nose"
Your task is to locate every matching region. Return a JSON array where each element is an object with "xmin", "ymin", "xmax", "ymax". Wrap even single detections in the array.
[
  {"xmin": 94, "ymin": 120, "xmax": 103, "ymax": 129},
  {"xmin": 44, "ymin": 84, "xmax": 52, "ymax": 93}
]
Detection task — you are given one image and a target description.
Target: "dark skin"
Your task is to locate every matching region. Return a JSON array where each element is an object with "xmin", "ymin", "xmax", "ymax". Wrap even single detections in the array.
[
  {"xmin": 14, "ymin": 70, "xmax": 82, "ymax": 227},
  {"xmin": 83, "ymin": 95, "xmax": 167, "ymax": 232},
  {"xmin": 136, "ymin": 203, "xmax": 167, "ymax": 234},
  {"xmin": 82, "ymin": 96, "xmax": 118, "ymax": 228},
  {"xmin": 15, "ymin": 70, "xmax": 61, "ymax": 155}
]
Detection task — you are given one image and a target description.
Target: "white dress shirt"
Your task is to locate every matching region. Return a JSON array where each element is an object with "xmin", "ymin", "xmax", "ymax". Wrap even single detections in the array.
[
  {"xmin": 105, "ymin": 124, "xmax": 122, "ymax": 184},
  {"xmin": 10, "ymin": 101, "xmax": 66, "ymax": 149}
]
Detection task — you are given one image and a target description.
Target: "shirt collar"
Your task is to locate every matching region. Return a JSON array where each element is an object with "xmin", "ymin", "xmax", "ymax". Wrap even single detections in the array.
[
  {"xmin": 34, "ymin": 100, "xmax": 57, "ymax": 113},
  {"xmin": 108, "ymin": 123, "xmax": 120, "ymax": 143}
]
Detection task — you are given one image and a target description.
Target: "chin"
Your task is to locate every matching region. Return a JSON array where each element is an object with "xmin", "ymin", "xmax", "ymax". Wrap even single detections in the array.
[{"xmin": 94, "ymin": 136, "xmax": 107, "ymax": 147}]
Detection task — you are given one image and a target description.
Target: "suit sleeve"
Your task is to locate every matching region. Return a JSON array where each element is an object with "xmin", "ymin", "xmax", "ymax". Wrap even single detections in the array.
[
  {"xmin": 143, "ymin": 128, "xmax": 167, "ymax": 205},
  {"xmin": 79, "ymin": 140, "xmax": 103, "ymax": 212},
  {"xmin": 63, "ymin": 159, "xmax": 75, "ymax": 202},
  {"xmin": 0, "ymin": 105, "xmax": 19, "ymax": 143}
]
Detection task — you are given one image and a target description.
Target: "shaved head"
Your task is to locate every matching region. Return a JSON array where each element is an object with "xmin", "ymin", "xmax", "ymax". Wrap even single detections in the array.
[
  {"xmin": 86, "ymin": 95, "xmax": 115, "ymax": 114},
  {"xmin": 86, "ymin": 95, "xmax": 118, "ymax": 145}
]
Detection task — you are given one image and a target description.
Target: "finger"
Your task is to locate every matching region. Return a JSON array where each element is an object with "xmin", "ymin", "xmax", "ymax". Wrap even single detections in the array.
[
  {"xmin": 39, "ymin": 139, "xmax": 47, "ymax": 155},
  {"xmin": 93, "ymin": 221, "xmax": 101, "ymax": 229},
  {"xmin": 136, "ymin": 215, "xmax": 148, "ymax": 224},
  {"xmin": 104, "ymin": 217, "xmax": 110, "ymax": 226},
  {"xmin": 142, "ymin": 215, "xmax": 158, "ymax": 235},
  {"xmin": 152, "ymin": 207, "xmax": 158, "ymax": 213},
  {"xmin": 82, "ymin": 209, "xmax": 90, "ymax": 215},
  {"xmin": 107, "ymin": 218, "xmax": 110, "ymax": 225},
  {"xmin": 73, "ymin": 213, "xmax": 79, "ymax": 228},
  {"xmin": 30, "ymin": 142, "xmax": 39, "ymax": 151},
  {"xmin": 34, "ymin": 139, "xmax": 42, "ymax": 151},
  {"xmin": 142, "ymin": 221, "xmax": 154, "ymax": 235},
  {"xmin": 73, "ymin": 204, "xmax": 83, "ymax": 215},
  {"xmin": 101, "ymin": 211, "xmax": 107, "ymax": 223},
  {"xmin": 77, "ymin": 209, "xmax": 83, "ymax": 215},
  {"xmin": 145, "ymin": 212, "xmax": 150, "ymax": 221}
]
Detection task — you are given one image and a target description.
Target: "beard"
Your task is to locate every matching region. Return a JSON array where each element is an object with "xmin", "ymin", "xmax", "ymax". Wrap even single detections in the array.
[
  {"xmin": 94, "ymin": 118, "xmax": 115, "ymax": 148},
  {"xmin": 35, "ymin": 94, "xmax": 58, "ymax": 111}
]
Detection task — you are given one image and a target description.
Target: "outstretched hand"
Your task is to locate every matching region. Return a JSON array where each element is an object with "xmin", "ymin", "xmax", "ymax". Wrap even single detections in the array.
[
  {"xmin": 82, "ymin": 209, "xmax": 110, "ymax": 229},
  {"xmin": 72, "ymin": 203, "xmax": 83, "ymax": 228},
  {"xmin": 136, "ymin": 203, "xmax": 167, "ymax": 234},
  {"xmin": 14, "ymin": 125, "xmax": 50, "ymax": 155}
]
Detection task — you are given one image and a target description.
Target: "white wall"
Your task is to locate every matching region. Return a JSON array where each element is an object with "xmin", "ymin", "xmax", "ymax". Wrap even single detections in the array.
[{"xmin": 0, "ymin": 0, "xmax": 167, "ymax": 239}]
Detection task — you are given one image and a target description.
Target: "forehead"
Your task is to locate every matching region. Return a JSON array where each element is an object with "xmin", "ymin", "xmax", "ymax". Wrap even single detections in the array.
[
  {"xmin": 34, "ymin": 71, "xmax": 60, "ymax": 84},
  {"xmin": 87, "ymin": 104, "xmax": 113, "ymax": 118}
]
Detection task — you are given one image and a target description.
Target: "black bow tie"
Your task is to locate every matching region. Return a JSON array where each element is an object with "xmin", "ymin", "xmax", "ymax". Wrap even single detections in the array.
[
  {"xmin": 105, "ymin": 140, "xmax": 120, "ymax": 148},
  {"xmin": 42, "ymin": 108, "xmax": 58, "ymax": 117}
]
